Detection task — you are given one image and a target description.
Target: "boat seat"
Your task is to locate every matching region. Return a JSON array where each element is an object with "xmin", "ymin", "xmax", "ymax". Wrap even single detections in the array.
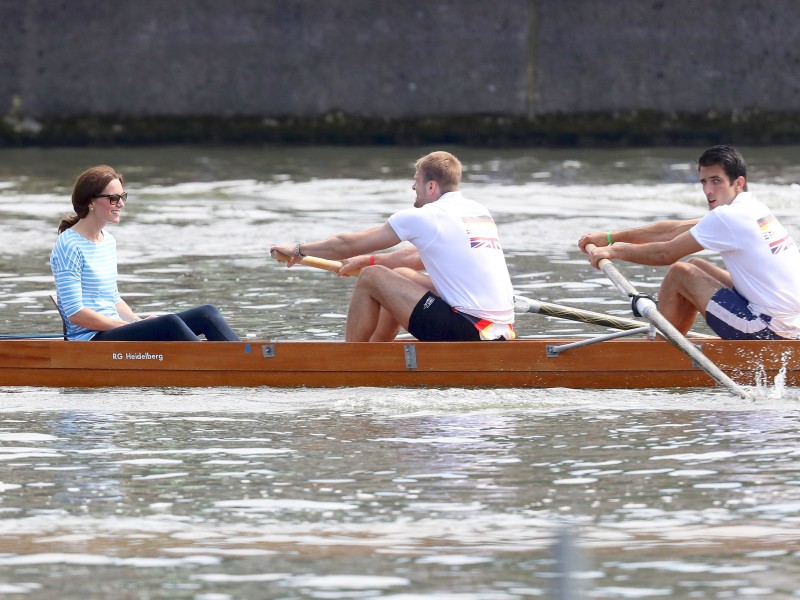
[{"xmin": 49, "ymin": 294, "xmax": 68, "ymax": 340}]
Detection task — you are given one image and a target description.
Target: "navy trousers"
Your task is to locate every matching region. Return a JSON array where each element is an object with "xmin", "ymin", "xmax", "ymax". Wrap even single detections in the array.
[{"xmin": 91, "ymin": 305, "xmax": 240, "ymax": 342}]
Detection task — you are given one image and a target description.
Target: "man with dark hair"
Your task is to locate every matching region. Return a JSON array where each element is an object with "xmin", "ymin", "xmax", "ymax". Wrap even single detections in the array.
[
  {"xmin": 271, "ymin": 151, "xmax": 515, "ymax": 342},
  {"xmin": 579, "ymin": 145, "xmax": 800, "ymax": 340}
]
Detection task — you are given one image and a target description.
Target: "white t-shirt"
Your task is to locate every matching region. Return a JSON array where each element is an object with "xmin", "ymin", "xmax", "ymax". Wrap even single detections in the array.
[
  {"xmin": 690, "ymin": 192, "xmax": 800, "ymax": 337},
  {"xmin": 388, "ymin": 191, "xmax": 514, "ymax": 325}
]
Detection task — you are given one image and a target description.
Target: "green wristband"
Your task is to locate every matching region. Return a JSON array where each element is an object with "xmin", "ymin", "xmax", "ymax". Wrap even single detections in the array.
[{"xmin": 606, "ymin": 231, "xmax": 614, "ymax": 245}]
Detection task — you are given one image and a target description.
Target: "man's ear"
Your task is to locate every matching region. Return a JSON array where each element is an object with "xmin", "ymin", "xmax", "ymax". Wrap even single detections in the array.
[{"xmin": 734, "ymin": 176, "xmax": 746, "ymax": 191}]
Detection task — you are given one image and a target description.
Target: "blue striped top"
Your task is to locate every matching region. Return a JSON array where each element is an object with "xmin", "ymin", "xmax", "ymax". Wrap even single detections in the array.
[{"xmin": 50, "ymin": 228, "xmax": 122, "ymax": 341}]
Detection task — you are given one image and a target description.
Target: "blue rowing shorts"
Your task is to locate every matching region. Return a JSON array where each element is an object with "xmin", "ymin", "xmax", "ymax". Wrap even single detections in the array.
[{"xmin": 705, "ymin": 288, "xmax": 786, "ymax": 340}]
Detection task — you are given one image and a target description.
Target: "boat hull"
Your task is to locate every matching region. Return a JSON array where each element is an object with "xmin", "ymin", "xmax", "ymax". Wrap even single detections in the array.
[{"xmin": 0, "ymin": 338, "xmax": 796, "ymax": 389}]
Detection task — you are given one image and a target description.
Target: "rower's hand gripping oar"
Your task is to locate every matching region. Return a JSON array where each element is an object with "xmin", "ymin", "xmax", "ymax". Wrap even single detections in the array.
[
  {"xmin": 585, "ymin": 243, "xmax": 750, "ymax": 399},
  {"xmin": 270, "ymin": 250, "xmax": 356, "ymax": 274}
]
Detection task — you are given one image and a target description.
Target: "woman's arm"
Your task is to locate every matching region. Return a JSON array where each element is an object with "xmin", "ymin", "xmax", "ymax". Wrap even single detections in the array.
[
  {"xmin": 67, "ymin": 306, "xmax": 131, "ymax": 331},
  {"xmin": 115, "ymin": 300, "xmax": 140, "ymax": 323}
]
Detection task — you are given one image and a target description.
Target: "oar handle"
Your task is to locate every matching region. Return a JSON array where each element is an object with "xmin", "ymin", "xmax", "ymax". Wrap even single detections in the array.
[
  {"xmin": 584, "ymin": 243, "xmax": 603, "ymax": 264},
  {"xmin": 270, "ymin": 250, "xmax": 345, "ymax": 273}
]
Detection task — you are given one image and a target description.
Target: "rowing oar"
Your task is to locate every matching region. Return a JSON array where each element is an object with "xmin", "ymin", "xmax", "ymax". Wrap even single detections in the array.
[
  {"xmin": 515, "ymin": 296, "xmax": 713, "ymax": 338},
  {"xmin": 270, "ymin": 250, "xmax": 666, "ymax": 333},
  {"xmin": 515, "ymin": 296, "xmax": 651, "ymax": 331},
  {"xmin": 585, "ymin": 243, "xmax": 749, "ymax": 399}
]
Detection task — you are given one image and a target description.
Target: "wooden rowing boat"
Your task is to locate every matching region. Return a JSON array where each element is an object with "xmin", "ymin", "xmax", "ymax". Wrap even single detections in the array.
[{"xmin": 0, "ymin": 338, "xmax": 795, "ymax": 389}]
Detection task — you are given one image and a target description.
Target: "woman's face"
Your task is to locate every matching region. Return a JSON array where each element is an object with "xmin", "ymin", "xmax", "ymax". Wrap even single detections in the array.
[{"xmin": 89, "ymin": 178, "xmax": 126, "ymax": 225}]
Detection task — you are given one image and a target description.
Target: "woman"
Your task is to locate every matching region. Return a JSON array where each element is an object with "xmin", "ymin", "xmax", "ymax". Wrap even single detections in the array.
[{"xmin": 51, "ymin": 165, "xmax": 240, "ymax": 342}]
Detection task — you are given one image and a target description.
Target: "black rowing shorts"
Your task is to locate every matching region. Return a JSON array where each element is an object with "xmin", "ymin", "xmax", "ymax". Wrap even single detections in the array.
[{"xmin": 407, "ymin": 292, "xmax": 481, "ymax": 342}]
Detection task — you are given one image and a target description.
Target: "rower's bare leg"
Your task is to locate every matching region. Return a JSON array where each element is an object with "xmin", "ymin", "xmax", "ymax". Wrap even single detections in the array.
[
  {"xmin": 346, "ymin": 266, "xmax": 429, "ymax": 342},
  {"xmin": 370, "ymin": 269, "xmax": 435, "ymax": 342},
  {"xmin": 658, "ymin": 261, "xmax": 725, "ymax": 334}
]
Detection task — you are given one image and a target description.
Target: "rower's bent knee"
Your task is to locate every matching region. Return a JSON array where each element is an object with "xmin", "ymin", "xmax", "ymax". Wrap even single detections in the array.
[
  {"xmin": 665, "ymin": 261, "xmax": 699, "ymax": 280},
  {"xmin": 357, "ymin": 265, "xmax": 393, "ymax": 286},
  {"xmin": 685, "ymin": 257, "xmax": 713, "ymax": 269}
]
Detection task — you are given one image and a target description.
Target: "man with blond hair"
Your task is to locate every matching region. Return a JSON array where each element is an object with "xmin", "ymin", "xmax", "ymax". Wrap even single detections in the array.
[{"xmin": 271, "ymin": 151, "xmax": 515, "ymax": 342}]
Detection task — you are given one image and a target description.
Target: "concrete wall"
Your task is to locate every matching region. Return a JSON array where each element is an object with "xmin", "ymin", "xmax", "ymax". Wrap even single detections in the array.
[
  {"xmin": 2, "ymin": 0, "xmax": 799, "ymax": 145},
  {"xmin": 534, "ymin": 1, "xmax": 800, "ymax": 114}
]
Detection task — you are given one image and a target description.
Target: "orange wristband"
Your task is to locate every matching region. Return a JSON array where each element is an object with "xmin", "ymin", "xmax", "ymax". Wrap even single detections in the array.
[{"xmin": 369, "ymin": 255, "xmax": 376, "ymax": 266}]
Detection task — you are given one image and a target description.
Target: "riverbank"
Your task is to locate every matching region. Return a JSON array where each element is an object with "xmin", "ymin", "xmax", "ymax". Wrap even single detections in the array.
[{"xmin": 5, "ymin": 110, "xmax": 800, "ymax": 147}]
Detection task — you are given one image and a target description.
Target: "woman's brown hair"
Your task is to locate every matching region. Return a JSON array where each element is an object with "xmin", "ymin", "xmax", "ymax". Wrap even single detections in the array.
[{"xmin": 58, "ymin": 165, "xmax": 124, "ymax": 233}]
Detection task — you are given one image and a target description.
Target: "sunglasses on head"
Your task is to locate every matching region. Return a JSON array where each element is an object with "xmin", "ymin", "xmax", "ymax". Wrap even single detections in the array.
[{"xmin": 94, "ymin": 192, "xmax": 128, "ymax": 206}]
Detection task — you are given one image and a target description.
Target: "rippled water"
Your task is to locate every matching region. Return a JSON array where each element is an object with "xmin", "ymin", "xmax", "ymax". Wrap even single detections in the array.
[{"xmin": 2, "ymin": 146, "xmax": 800, "ymax": 598}]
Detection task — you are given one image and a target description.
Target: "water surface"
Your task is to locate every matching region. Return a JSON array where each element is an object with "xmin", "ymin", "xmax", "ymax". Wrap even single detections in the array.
[{"xmin": 1, "ymin": 145, "xmax": 800, "ymax": 598}]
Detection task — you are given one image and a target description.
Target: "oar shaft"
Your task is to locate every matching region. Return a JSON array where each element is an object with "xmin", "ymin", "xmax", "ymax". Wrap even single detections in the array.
[
  {"xmin": 585, "ymin": 243, "xmax": 749, "ymax": 399},
  {"xmin": 590, "ymin": 248, "xmax": 641, "ymax": 299},
  {"xmin": 515, "ymin": 296, "xmax": 647, "ymax": 331},
  {"xmin": 516, "ymin": 296, "xmax": 713, "ymax": 338}
]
